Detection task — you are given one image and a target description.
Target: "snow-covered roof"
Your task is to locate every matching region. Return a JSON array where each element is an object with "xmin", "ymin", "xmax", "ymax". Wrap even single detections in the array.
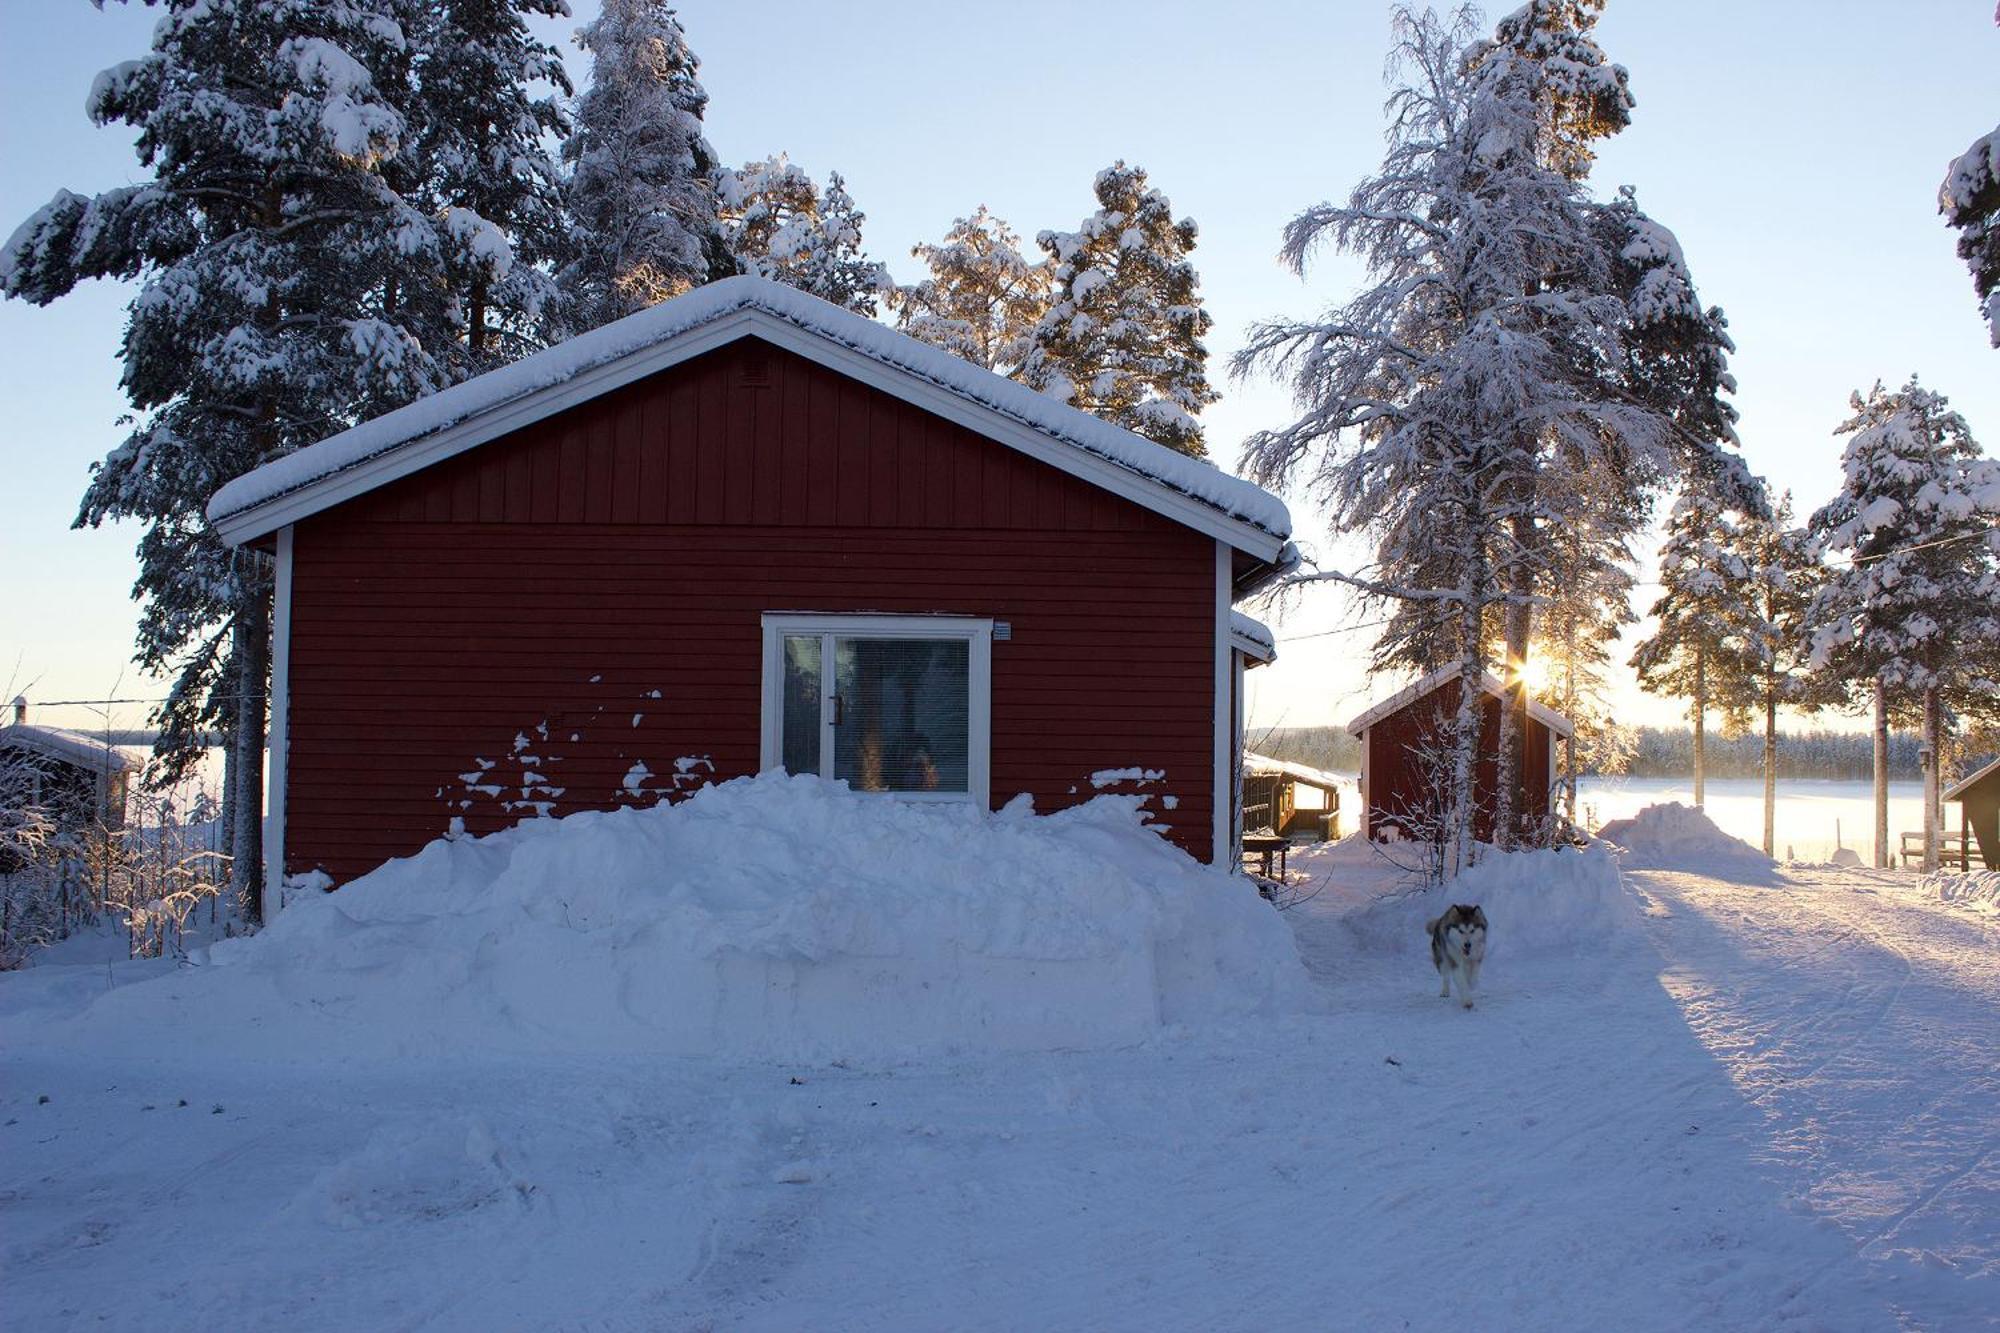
[
  {"xmin": 1345, "ymin": 662, "xmax": 1574, "ymax": 739},
  {"xmin": 1229, "ymin": 611, "xmax": 1276, "ymax": 664},
  {"xmin": 0, "ymin": 723, "xmax": 139, "ymax": 774},
  {"xmin": 207, "ymin": 277, "xmax": 1291, "ymax": 556},
  {"xmin": 1944, "ymin": 754, "xmax": 2000, "ymax": 803},
  {"xmin": 1242, "ymin": 751, "xmax": 1347, "ymax": 791}
]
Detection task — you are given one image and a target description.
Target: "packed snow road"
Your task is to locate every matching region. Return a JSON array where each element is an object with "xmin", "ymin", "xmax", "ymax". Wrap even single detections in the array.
[{"xmin": 3, "ymin": 850, "xmax": 1995, "ymax": 1329}]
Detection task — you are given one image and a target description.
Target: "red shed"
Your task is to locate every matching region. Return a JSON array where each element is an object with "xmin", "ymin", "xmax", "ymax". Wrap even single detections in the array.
[
  {"xmin": 208, "ymin": 278, "xmax": 1293, "ymax": 900},
  {"xmin": 1346, "ymin": 664, "xmax": 1573, "ymax": 844}
]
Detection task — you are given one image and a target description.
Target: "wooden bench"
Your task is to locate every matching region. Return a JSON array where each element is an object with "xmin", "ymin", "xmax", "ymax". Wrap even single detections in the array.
[{"xmin": 1899, "ymin": 830, "xmax": 1973, "ymax": 869}]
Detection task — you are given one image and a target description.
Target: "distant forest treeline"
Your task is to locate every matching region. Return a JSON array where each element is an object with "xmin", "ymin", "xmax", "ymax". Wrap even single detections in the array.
[{"xmin": 1254, "ymin": 725, "xmax": 1992, "ymax": 783}]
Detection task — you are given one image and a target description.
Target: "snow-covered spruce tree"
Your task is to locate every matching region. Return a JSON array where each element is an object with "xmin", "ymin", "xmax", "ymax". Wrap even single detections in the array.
[
  {"xmin": 1237, "ymin": 6, "xmax": 1752, "ymax": 865},
  {"xmin": 716, "ymin": 157, "xmax": 888, "ymax": 315},
  {"xmin": 1712, "ymin": 495, "xmax": 1839, "ymax": 856},
  {"xmin": 1018, "ymin": 162, "xmax": 1218, "ymax": 457},
  {"xmin": 1807, "ymin": 379, "xmax": 2000, "ymax": 871},
  {"xmin": 887, "ymin": 207, "xmax": 1050, "ymax": 373},
  {"xmin": 1941, "ymin": 121, "xmax": 2000, "ymax": 348},
  {"xmin": 561, "ymin": 0, "xmax": 733, "ymax": 328},
  {"xmin": 0, "ymin": 2, "xmax": 468, "ymax": 919},
  {"xmin": 1630, "ymin": 490, "xmax": 1755, "ymax": 810},
  {"xmin": 398, "ymin": 0, "xmax": 570, "ymax": 369},
  {"xmin": 1540, "ymin": 495, "xmax": 1639, "ymax": 826}
]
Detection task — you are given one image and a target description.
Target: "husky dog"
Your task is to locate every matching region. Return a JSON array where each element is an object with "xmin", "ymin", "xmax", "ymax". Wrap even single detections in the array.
[{"xmin": 1427, "ymin": 904, "xmax": 1488, "ymax": 1009}]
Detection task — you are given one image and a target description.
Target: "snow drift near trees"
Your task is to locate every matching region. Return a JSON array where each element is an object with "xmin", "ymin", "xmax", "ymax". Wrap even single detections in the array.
[
  {"xmin": 33, "ymin": 775, "xmax": 1307, "ymax": 1062},
  {"xmin": 1596, "ymin": 801, "xmax": 1772, "ymax": 870}
]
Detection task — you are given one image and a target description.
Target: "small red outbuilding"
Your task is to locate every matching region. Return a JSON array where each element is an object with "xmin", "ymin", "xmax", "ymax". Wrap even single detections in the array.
[
  {"xmin": 1346, "ymin": 663, "xmax": 1574, "ymax": 844},
  {"xmin": 208, "ymin": 278, "xmax": 1293, "ymax": 898}
]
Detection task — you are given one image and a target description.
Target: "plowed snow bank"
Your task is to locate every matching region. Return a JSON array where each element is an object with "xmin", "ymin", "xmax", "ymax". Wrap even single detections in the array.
[
  {"xmin": 44, "ymin": 775, "xmax": 1308, "ymax": 1061},
  {"xmin": 1596, "ymin": 802, "xmax": 1771, "ymax": 868},
  {"xmin": 1343, "ymin": 842, "xmax": 1641, "ymax": 959}
]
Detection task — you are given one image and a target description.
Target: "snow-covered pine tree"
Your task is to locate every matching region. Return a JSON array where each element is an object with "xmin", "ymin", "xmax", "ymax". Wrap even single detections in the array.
[
  {"xmin": 886, "ymin": 208, "xmax": 1050, "ymax": 373},
  {"xmin": 716, "ymin": 157, "xmax": 889, "ymax": 315},
  {"xmin": 398, "ymin": 0, "xmax": 570, "ymax": 369},
  {"xmin": 1018, "ymin": 162, "xmax": 1218, "ymax": 457},
  {"xmin": 1630, "ymin": 491, "xmax": 1755, "ymax": 810},
  {"xmin": 1713, "ymin": 496, "xmax": 1838, "ymax": 855},
  {"xmin": 561, "ymin": 0, "xmax": 733, "ymax": 328},
  {"xmin": 1, "ymin": 2, "xmax": 471, "ymax": 919},
  {"xmin": 1941, "ymin": 121, "xmax": 2000, "ymax": 348},
  {"xmin": 1469, "ymin": 0, "xmax": 1631, "ymax": 182},
  {"xmin": 1807, "ymin": 379, "xmax": 2000, "ymax": 871},
  {"xmin": 1539, "ymin": 495, "xmax": 1639, "ymax": 825},
  {"xmin": 1237, "ymin": 5, "xmax": 1753, "ymax": 865}
]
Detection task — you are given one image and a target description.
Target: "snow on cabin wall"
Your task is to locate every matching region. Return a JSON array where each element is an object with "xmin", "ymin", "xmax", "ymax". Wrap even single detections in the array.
[
  {"xmin": 1360, "ymin": 678, "xmax": 1556, "ymax": 844},
  {"xmin": 283, "ymin": 337, "xmax": 1220, "ymax": 885}
]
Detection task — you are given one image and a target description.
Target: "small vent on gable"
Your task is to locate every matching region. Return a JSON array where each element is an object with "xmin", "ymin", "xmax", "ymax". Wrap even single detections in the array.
[{"xmin": 739, "ymin": 345, "xmax": 773, "ymax": 388}]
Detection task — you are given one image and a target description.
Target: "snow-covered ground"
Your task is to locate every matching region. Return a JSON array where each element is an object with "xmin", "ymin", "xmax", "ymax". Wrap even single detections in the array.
[
  {"xmin": 1579, "ymin": 775, "xmax": 1923, "ymax": 865},
  {"xmin": 3, "ymin": 793, "xmax": 1995, "ymax": 1329}
]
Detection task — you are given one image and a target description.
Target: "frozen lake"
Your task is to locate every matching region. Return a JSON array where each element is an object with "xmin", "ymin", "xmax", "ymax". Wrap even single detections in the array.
[{"xmin": 1576, "ymin": 776, "xmax": 1923, "ymax": 865}]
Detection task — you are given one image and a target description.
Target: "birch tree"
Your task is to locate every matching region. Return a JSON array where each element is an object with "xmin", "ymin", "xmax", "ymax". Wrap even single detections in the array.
[{"xmin": 1236, "ymin": 5, "xmax": 1753, "ymax": 866}]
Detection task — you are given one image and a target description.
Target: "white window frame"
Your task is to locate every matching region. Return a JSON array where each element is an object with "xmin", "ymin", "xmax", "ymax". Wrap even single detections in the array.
[{"xmin": 759, "ymin": 613, "xmax": 992, "ymax": 806}]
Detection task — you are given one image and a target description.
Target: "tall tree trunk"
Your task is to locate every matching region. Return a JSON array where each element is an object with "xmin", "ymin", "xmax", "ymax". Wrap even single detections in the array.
[
  {"xmin": 1873, "ymin": 677, "xmax": 1890, "ymax": 869},
  {"xmin": 1762, "ymin": 689, "xmax": 1777, "ymax": 857},
  {"xmin": 1448, "ymin": 540, "xmax": 1492, "ymax": 879},
  {"xmin": 1493, "ymin": 595, "xmax": 1531, "ymax": 852},
  {"xmin": 229, "ymin": 586, "xmax": 271, "ymax": 922},
  {"xmin": 1692, "ymin": 645, "xmax": 1707, "ymax": 810},
  {"xmin": 1920, "ymin": 685, "xmax": 1941, "ymax": 874}
]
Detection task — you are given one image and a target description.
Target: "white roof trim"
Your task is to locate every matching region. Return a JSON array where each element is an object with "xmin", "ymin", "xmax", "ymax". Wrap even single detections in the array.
[
  {"xmin": 207, "ymin": 277, "xmax": 1290, "ymax": 559},
  {"xmin": 1345, "ymin": 662, "xmax": 1574, "ymax": 739},
  {"xmin": 0, "ymin": 724, "xmax": 139, "ymax": 773},
  {"xmin": 1229, "ymin": 610, "xmax": 1276, "ymax": 664},
  {"xmin": 1944, "ymin": 753, "xmax": 2000, "ymax": 803}
]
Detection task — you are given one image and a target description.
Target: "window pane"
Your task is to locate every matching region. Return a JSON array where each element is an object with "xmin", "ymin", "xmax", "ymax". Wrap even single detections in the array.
[
  {"xmin": 833, "ymin": 638, "xmax": 970, "ymax": 793},
  {"xmin": 781, "ymin": 634, "xmax": 823, "ymax": 776}
]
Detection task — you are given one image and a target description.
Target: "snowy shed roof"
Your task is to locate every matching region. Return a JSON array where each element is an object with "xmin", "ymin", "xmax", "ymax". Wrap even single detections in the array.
[
  {"xmin": 207, "ymin": 277, "xmax": 1291, "ymax": 557},
  {"xmin": 1229, "ymin": 611, "xmax": 1276, "ymax": 664},
  {"xmin": 1242, "ymin": 751, "xmax": 1347, "ymax": 791},
  {"xmin": 1944, "ymin": 754, "xmax": 2000, "ymax": 803},
  {"xmin": 0, "ymin": 723, "xmax": 139, "ymax": 775},
  {"xmin": 1344, "ymin": 662, "xmax": 1574, "ymax": 740}
]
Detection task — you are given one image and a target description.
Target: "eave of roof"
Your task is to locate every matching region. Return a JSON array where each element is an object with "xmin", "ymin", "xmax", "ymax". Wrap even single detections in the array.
[
  {"xmin": 207, "ymin": 277, "xmax": 1291, "ymax": 559},
  {"xmin": 1944, "ymin": 753, "xmax": 2000, "ymax": 803},
  {"xmin": 0, "ymin": 724, "xmax": 139, "ymax": 773},
  {"xmin": 1229, "ymin": 611, "xmax": 1277, "ymax": 664},
  {"xmin": 1345, "ymin": 662, "xmax": 1575, "ymax": 739}
]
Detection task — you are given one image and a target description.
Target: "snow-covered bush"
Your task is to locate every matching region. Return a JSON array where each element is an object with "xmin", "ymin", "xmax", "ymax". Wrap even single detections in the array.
[{"xmin": 58, "ymin": 775, "xmax": 1308, "ymax": 1062}]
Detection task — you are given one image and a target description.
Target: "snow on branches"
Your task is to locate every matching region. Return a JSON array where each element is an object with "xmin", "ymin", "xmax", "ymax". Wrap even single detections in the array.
[
  {"xmin": 1018, "ymin": 162, "xmax": 1218, "ymax": 458},
  {"xmin": 1941, "ymin": 122, "xmax": 2000, "ymax": 348},
  {"xmin": 561, "ymin": 0, "xmax": 732, "ymax": 328},
  {"xmin": 717, "ymin": 156, "xmax": 889, "ymax": 316},
  {"xmin": 887, "ymin": 208, "xmax": 1050, "ymax": 375}
]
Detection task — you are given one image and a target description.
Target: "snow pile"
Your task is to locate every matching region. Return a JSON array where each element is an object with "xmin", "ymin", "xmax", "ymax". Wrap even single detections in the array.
[
  {"xmin": 1915, "ymin": 868, "xmax": 2000, "ymax": 920},
  {"xmin": 1595, "ymin": 802, "xmax": 1772, "ymax": 869},
  {"xmin": 1345, "ymin": 842, "xmax": 1640, "ymax": 961},
  {"xmin": 45, "ymin": 775, "xmax": 1306, "ymax": 1062}
]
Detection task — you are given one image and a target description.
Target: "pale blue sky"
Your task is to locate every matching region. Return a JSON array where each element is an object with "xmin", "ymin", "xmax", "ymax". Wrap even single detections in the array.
[{"xmin": 2, "ymin": 0, "xmax": 1995, "ymax": 738}]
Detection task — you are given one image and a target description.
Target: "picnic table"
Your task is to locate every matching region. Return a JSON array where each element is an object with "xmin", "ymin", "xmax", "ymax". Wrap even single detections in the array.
[{"xmin": 1243, "ymin": 832, "xmax": 1289, "ymax": 879}]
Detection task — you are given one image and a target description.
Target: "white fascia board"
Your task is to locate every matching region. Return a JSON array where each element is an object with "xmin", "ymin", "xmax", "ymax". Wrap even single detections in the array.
[{"xmin": 212, "ymin": 308, "xmax": 1286, "ymax": 564}]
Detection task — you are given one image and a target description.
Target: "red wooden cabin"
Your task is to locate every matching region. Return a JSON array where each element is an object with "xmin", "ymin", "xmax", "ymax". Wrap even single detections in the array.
[
  {"xmin": 208, "ymin": 278, "xmax": 1293, "ymax": 898},
  {"xmin": 1346, "ymin": 664, "xmax": 1573, "ymax": 844}
]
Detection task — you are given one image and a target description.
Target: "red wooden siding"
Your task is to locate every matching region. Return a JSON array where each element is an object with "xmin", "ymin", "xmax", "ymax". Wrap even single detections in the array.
[
  {"xmin": 284, "ymin": 338, "xmax": 1220, "ymax": 884},
  {"xmin": 1360, "ymin": 678, "xmax": 1557, "ymax": 844}
]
